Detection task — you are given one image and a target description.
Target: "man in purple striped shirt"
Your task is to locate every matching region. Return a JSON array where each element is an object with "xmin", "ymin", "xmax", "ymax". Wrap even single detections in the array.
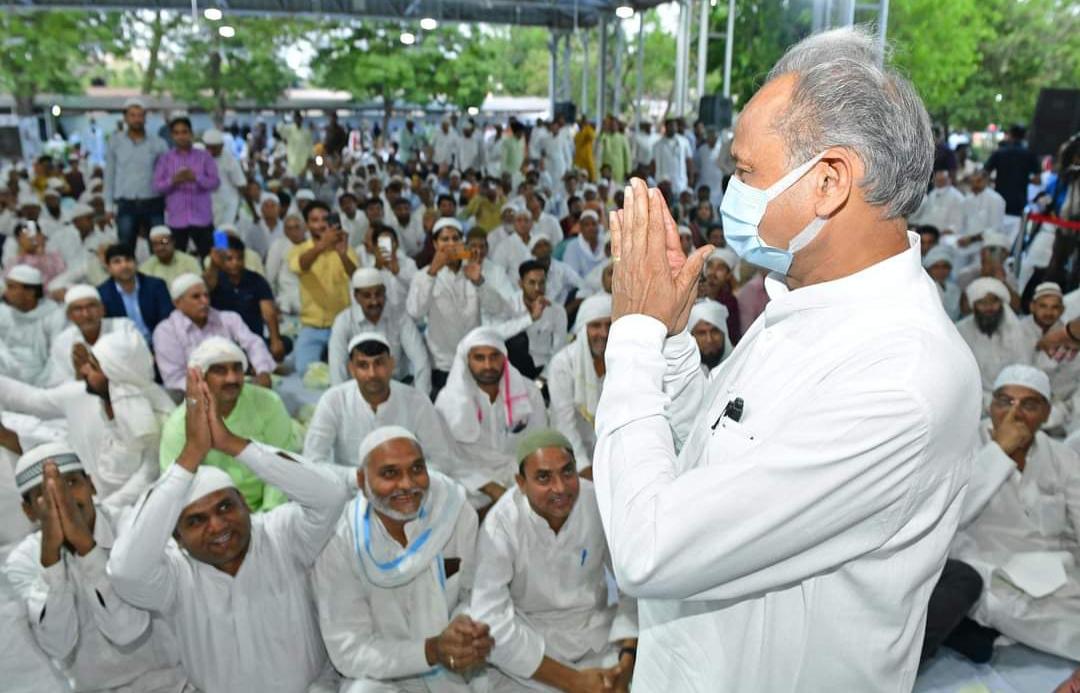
[{"xmin": 152, "ymin": 116, "xmax": 220, "ymax": 259}]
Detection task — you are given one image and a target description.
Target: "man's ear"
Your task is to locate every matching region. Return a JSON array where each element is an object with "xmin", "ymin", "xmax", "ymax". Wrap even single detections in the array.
[
  {"xmin": 355, "ymin": 468, "xmax": 365, "ymax": 492},
  {"xmin": 21, "ymin": 500, "xmax": 37, "ymax": 524}
]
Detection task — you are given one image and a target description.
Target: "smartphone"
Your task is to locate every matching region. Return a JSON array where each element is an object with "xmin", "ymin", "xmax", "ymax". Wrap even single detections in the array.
[
  {"xmin": 213, "ymin": 229, "xmax": 229, "ymax": 250},
  {"xmin": 326, "ymin": 212, "xmax": 341, "ymax": 228},
  {"xmin": 454, "ymin": 247, "xmax": 473, "ymax": 262},
  {"xmin": 377, "ymin": 235, "xmax": 393, "ymax": 257}
]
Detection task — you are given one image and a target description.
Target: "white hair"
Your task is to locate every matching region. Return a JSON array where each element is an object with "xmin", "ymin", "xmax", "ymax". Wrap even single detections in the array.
[{"xmin": 767, "ymin": 26, "xmax": 933, "ymax": 219}]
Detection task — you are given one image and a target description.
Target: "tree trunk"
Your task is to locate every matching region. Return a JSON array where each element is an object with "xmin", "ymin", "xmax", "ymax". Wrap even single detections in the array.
[
  {"xmin": 14, "ymin": 92, "xmax": 35, "ymax": 117},
  {"xmin": 141, "ymin": 10, "xmax": 166, "ymax": 94},
  {"xmin": 209, "ymin": 48, "xmax": 226, "ymax": 124}
]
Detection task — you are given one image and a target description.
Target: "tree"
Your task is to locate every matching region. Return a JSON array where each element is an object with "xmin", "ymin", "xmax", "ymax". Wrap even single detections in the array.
[
  {"xmin": 314, "ymin": 23, "xmax": 497, "ymax": 131},
  {"xmin": 0, "ymin": 11, "xmax": 122, "ymax": 114}
]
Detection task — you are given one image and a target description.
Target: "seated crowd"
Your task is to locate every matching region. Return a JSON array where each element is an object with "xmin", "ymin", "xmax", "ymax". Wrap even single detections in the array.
[{"xmin": 1, "ymin": 101, "xmax": 1079, "ymax": 693}]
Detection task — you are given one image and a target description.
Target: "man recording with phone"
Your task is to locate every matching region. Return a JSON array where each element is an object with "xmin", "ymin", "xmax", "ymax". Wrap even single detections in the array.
[{"xmin": 288, "ymin": 200, "xmax": 358, "ymax": 376}]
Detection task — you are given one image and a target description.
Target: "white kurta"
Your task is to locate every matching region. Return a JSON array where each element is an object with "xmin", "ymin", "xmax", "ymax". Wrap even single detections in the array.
[
  {"xmin": 211, "ymin": 150, "xmax": 246, "ymax": 228},
  {"xmin": 652, "ymin": 137, "xmax": 691, "ymax": 194},
  {"xmin": 545, "ymin": 343, "xmax": 601, "ymax": 470},
  {"xmin": 469, "ymin": 483, "xmax": 637, "ymax": 690},
  {"xmin": 911, "ymin": 186, "xmax": 965, "ymax": 232},
  {"xmin": 488, "ymin": 291, "xmax": 568, "ymax": 371},
  {"xmin": 955, "ymin": 312, "xmax": 1033, "ymax": 401},
  {"xmin": 265, "ymin": 236, "xmax": 303, "ymax": 315},
  {"xmin": 312, "ymin": 474, "xmax": 478, "ymax": 693},
  {"xmin": 107, "ymin": 443, "xmax": 349, "ymax": 693},
  {"xmin": 303, "ymin": 380, "xmax": 457, "ymax": 474},
  {"xmin": 1018, "ymin": 316, "xmax": 1080, "ymax": 417},
  {"xmin": 431, "ymin": 130, "xmax": 460, "ymax": 168},
  {"xmin": 0, "ymin": 376, "xmax": 165, "ymax": 510},
  {"xmin": 592, "ymin": 233, "xmax": 982, "ymax": 691},
  {"xmin": 388, "ymin": 212, "xmax": 427, "ymax": 258},
  {"xmin": 327, "ymin": 304, "xmax": 431, "ymax": 394},
  {"xmin": 456, "ymin": 134, "xmax": 483, "ymax": 173},
  {"xmin": 0, "ymin": 299, "xmax": 67, "ymax": 386},
  {"xmin": 44, "ymin": 317, "xmax": 137, "ymax": 386},
  {"xmin": 490, "ymin": 233, "xmax": 534, "ymax": 280},
  {"xmin": 533, "ymin": 213, "xmax": 564, "ymax": 248},
  {"xmin": 961, "ymin": 188, "xmax": 1007, "ymax": 238},
  {"xmin": 406, "ymin": 268, "xmax": 511, "ymax": 372},
  {"xmin": 953, "ymin": 427, "xmax": 1080, "ymax": 660},
  {"xmin": 3, "ymin": 503, "xmax": 184, "ymax": 692}
]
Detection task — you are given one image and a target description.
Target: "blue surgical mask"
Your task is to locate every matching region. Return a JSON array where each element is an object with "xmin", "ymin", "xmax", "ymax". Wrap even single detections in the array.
[{"xmin": 720, "ymin": 152, "xmax": 827, "ymax": 275}]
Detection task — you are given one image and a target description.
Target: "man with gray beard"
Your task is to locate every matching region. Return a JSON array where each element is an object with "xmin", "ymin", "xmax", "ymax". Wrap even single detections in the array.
[{"xmin": 956, "ymin": 277, "xmax": 1033, "ymax": 404}]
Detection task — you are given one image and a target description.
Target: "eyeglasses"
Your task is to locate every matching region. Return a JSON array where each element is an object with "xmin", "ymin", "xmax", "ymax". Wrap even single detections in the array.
[{"xmin": 990, "ymin": 393, "xmax": 1046, "ymax": 414}]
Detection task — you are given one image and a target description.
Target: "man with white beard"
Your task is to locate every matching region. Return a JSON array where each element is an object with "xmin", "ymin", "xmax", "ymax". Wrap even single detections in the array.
[
  {"xmin": 688, "ymin": 300, "xmax": 734, "ymax": 380},
  {"xmin": 545, "ymin": 295, "xmax": 611, "ymax": 473},
  {"xmin": 312, "ymin": 426, "xmax": 491, "ymax": 693},
  {"xmin": 44, "ymin": 284, "xmax": 137, "ymax": 385},
  {"xmin": 956, "ymin": 277, "xmax": 1033, "ymax": 403},
  {"xmin": 435, "ymin": 328, "xmax": 547, "ymax": 510},
  {"xmin": 469, "ymin": 429, "xmax": 638, "ymax": 693}
]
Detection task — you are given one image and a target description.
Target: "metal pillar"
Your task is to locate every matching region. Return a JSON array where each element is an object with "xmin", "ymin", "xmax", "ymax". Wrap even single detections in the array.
[
  {"xmin": 877, "ymin": 0, "xmax": 889, "ymax": 65},
  {"xmin": 673, "ymin": 0, "xmax": 687, "ymax": 116},
  {"xmin": 596, "ymin": 19, "xmax": 608, "ymax": 126},
  {"xmin": 696, "ymin": 0, "xmax": 709, "ymax": 103},
  {"xmin": 722, "ymin": 0, "xmax": 735, "ymax": 98},
  {"xmin": 612, "ymin": 21, "xmax": 625, "ymax": 116},
  {"xmin": 561, "ymin": 32, "xmax": 572, "ymax": 103},
  {"xmin": 634, "ymin": 13, "xmax": 645, "ymax": 136},
  {"xmin": 581, "ymin": 31, "xmax": 590, "ymax": 117},
  {"xmin": 549, "ymin": 30, "xmax": 558, "ymax": 118}
]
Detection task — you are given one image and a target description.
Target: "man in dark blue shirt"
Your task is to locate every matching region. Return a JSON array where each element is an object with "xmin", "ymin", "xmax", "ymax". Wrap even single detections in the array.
[
  {"xmin": 985, "ymin": 124, "xmax": 1041, "ymax": 216},
  {"xmin": 97, "ymin": 244, "xmax": 173, "ymax": 345},
  {"xmin": 206, "ymin": 235, "xmax": 290, "ymax": 362}
]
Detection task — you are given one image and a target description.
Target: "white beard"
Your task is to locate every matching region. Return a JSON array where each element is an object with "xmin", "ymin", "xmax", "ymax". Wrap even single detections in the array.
[{"xmin": 364, "ymin": 473, "xmax": 426, "ymax": 522}]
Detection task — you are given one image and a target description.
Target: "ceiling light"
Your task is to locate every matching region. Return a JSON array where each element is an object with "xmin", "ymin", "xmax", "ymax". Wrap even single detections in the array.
[
  {"xmin": 615, "ymin": 5, "xmax": 634, "ymax": 19},
  {"xmin": 51, "ymin": 105, "xmax": 61, "ymax": 117},
  {"xmin": 218, "ymin": 25, "xmax": 235, "ymax": 38},
  {"xmin": 420, "ymin": 17, "xmax": 438, "ymax": 31},
  {"xmin": 400, "ymin": 31, "xmax": 416, "ymax": 45},
  {"xmin": 203, "ymin": 7, "xmax": 223, "ymax": 20}
]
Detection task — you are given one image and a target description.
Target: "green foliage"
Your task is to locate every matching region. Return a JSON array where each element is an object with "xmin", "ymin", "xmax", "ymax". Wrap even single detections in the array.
[{"xmin": 0, "ymin": 11, "xmax": 123, "ymax": 112}]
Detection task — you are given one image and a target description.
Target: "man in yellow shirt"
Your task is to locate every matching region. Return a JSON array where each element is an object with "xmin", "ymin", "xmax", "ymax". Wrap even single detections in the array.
[
  {"xmin": 573, "ymin": 117, "xmax": 597, "ymax": 182},
  {"xmin": 288, "ymin": 201, "xmax": 358, "ymax": 375},
  {"xmin": 462, "ymin": 178, "xmax": 507, "ymax": 233}
]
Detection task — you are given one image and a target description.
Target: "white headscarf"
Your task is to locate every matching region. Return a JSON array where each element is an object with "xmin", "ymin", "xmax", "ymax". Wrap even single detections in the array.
[
  {"xmin": 689, "ymin": 299, "xmax": 735, "ymax": 370},
  {"xmin": 569, "ymin": 294, "xmax": 612, "ymax": 423},
  {"xmin": 435, "ymin": 327, "xmax": 533, "ymax": 444},
  {"xmin": 188, "ymin": 336, "xmax": 249, "ymax": 374},
  {"xmin": 965, "ymin": 277, "xmax": 1010, "ymax": 305},
  {"xmin": 185, "ymin": 466, "xmax": 238, "ymax": 507},
  {"xmin": 92, "ymin": 329, "xmax": 173, "ymax": 442}
]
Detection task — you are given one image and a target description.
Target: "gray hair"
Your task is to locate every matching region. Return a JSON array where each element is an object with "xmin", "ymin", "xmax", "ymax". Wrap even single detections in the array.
[{"xmin": 767, "ymin": 26, "xmax": 932, "ymax": 219}]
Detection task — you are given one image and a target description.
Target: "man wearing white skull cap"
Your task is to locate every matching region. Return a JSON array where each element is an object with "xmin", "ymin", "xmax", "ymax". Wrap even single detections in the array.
[
  {"xmin": 956, "ymin": 277, "xmax": 1033, "ymax": 403},
  {"xmin": 204, "ymin": 127, "xmax": 247, "ymax": 229},
  {"xmin": 0, "ymin": 263, "xmax": 67, "ymax": 385},
  {"xmin": 43, "ymin": 284, "xmax": 138, "ymax": 385},
  {"xmin": 312, "ymin": 426, "xmax": 489, "ymax": 692},
  {"xmin": 3, "ymin": 443, "xmax": 186, "ymax": 691},
  {"xmin": 109, "ymin": 368, "xmax": 348, "ymax": 693},
  {"xmin": 950, "ymin": 363, "xmax": 1080, "ymax": 662},
  {"xmin": 1017, "ymin": 282, "xmax": 1080, "ymax": 430}
]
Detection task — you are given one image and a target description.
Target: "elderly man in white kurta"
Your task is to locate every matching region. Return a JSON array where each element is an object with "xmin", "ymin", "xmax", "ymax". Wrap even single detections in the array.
[
  {"xmin": 545, "ymin": 295, "xmax": 611, "ymax": 474},
  {"xmin": 956, "ymin": 277, "xmax": 1033, "ymax": 403},
  {"xmin": 3, "ymin": 444, "xmax": 185, "ymax": 692},
  {"xmin": 306, "ymin": 333, "xmax": 457, "ymax": 474},
  {"xmin": 688, "ymin": 300, "xmax": 733, "ymax": 381},
  {"xmin": 593, "ymin": 27, "xmax": 982, "ymax": 692},
  {"xmin": 44, "ymin": 284, "xmax": 137, "ymax": 385},
  {"xmin": 0, "ymin": 329, "xmax": 172, "ymax": 510},
  {"xmin": 407, "ymin": 219, "xmax": 512, "ymax": 383},
  {"xmin": 328, "ymin": 267, "xmax": 431, "ymax": 393},
  {"xmin": 435, "ymin": 328, "xmax": 547, "ymax": 510},
  {"xmin": 1018, "ymin": 282, "xmax": 1080, "ymax": 430},
  {"xmin": 952, "ymin": 365, "xmax": 1080, "ymax": 661},
  {"xmin": 490, "ymin": 207, "xmax": 538, "ymax": 280},
  {"xmin": 108, "ymin": 369, "xmax": 349, "ymax": 693},
  {"xmin": 0, "ymin": 264, "xmax": 67, "ymax": 386},
  {"xmin": 470, "ymin": 429, "xmax": 638, "ymax": 693},
  {"xmin": 313, "ymin": 426, "xmax": 491, "ymax": 693}
]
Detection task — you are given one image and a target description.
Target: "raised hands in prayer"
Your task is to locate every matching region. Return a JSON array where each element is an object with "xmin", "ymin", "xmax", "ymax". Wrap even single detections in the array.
[
  {"xmin": 37, "ymin": 462, "xmax": 95, "ymax": 566},
  {"xmin": 609, "ymin": 178, "xmax": 713, "ymax": 335},
  {"xmin": 177, "ymin": 367, "xmax": 249, "ymax": 472}
]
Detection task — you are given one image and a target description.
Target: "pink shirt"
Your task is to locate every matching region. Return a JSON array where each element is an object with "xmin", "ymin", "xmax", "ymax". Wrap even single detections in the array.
[{"xmin": 152, "ymin": 147, "xmax": 220, "ymax": 228}]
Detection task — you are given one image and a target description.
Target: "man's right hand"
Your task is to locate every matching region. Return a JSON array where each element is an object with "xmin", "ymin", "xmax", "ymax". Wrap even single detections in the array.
[
  {"xmin": 480, "ymin": 482, "xmax": 506, "ymax": 504},
  {"xmin": 428, "ymin": 248, "xmax": 448, "ymax": 276},
  {"xmin": 528, "ymin": 296, "xmax": 550, "ymax": 321},
  {"xmin": 177, "ymin": 368, "xmax": 212, "ymax": 471},
  {"xmin": 992, "ymin": 404, "xmax": 1032, "ymax": 457},
  {"xmin": 428, "ymin": 615, "xmax": 494, "ymax": 672},
  {"xmin": 569, "ymin": 666, "xmax": 622, "ymax": 693}
]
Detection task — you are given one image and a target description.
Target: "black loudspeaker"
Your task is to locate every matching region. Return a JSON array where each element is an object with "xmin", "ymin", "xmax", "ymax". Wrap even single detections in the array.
[
  {"xmin": 698, "ymin": 94, "xmax": 733, "ymax": 130},
  {"xmin": 554, "ymin": 101, "xmax": 577, "ymax": 123},
  {"xmin": 1030, "ymin": 88, "xmax": 1080, "ymax": 158}
]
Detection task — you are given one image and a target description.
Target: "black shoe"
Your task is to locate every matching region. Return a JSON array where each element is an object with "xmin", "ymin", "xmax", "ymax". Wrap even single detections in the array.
[{"xmin": 943, "ymin": 618, "xmax": 999, "ymax": 664}]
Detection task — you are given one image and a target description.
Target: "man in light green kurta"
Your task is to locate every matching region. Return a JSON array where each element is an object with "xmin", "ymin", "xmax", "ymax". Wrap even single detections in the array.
[
  {"xmin": 159, "ymin": 337, "xmax": 297, "ymax": 510},
  {"xmin": 281, "ymin": 111, "xmax": 314, "ymax": 178},
  {"xmin": 597, "ymin": 116, "xmax": 632, "ymax": 185},
  {"xmin": 139, "ymin": 226, "xmax": 202, "ymax": 286}
]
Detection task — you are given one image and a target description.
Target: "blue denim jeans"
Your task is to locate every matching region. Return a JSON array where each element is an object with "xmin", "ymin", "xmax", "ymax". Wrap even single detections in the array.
[
  {"xmin": 294, "ymin": 326, "xmax": 332, "ymax": 377},
  {"xmin": 115, "ymin": 197, "xmax": 165, "ymax": 249}
]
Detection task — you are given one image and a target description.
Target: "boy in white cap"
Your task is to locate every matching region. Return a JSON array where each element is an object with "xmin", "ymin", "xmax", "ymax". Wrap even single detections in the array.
[
  {"xmin": 950, "ymin": 364, "xmax": 1080, "ymax": 661},
  {"xmin": 0, "ymin": 264, "xmax": 66, "ymax": 385},
  {"xmin": 44, "ymin": 284, "xmax": 137, "ymax": 385},
  {"xmin": 312, "ymin": 426, "xmax": 491, "ymax": 692},
  {"xmin": 328, "ymin": 267, "xmax": 431, "ymax": 392},
  {"xmin": 3, "ymin": 443, "xmax": 185, "ymax": 692},
  {"xmin": 109, "ymin": 367, "xmax": 349, "ymax": 693},
  {"xmin": 139, "ymin": 225, "xmax": 201, "ymax": 286}
]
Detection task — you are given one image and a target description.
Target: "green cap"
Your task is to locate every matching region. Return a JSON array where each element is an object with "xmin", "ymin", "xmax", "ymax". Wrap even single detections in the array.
[{"xmin": 515, "ymin": 428, "xmax": 574, "ymax": 467}]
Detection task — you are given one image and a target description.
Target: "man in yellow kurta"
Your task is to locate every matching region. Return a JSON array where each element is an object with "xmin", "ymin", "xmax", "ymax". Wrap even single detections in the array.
[{"xmin": 573, "ymin": 118, "xmax": 597, "ymax": 182}]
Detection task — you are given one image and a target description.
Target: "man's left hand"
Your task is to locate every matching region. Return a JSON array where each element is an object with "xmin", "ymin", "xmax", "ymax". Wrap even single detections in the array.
[
  {"xmin": 253, "ymin": 372, "xmax": 272, "ymax": 389},
  {"xmin": 610, "ymin": 178, "xmax": 712, "ymax": 335},
  {"xmin": 268, "ymin": 339, "xmax": 286, "ymax": 362},
  {"xmin": 464, "ymin": 260, "xmax": 484, "ymax": 286}
]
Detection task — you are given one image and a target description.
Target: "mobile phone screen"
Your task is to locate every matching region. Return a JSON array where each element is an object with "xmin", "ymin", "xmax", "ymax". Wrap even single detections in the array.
[{"xmin": 213, "ymin": 229, "xmax": 229, "ymax": 250}]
